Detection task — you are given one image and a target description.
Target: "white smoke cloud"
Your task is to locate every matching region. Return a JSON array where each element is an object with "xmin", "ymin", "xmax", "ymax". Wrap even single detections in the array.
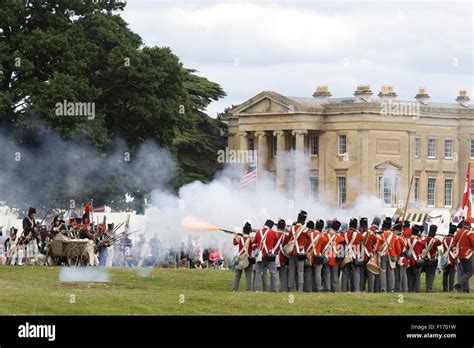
[{"xmin": 144, "ymin": 152, "xmax": 386, "ymax": 258}]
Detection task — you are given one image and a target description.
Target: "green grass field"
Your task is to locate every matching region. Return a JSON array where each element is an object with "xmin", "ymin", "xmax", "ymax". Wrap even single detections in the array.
[{"xmin": 0, "ymin": 266, "xmax": 473, "ymax": 315}]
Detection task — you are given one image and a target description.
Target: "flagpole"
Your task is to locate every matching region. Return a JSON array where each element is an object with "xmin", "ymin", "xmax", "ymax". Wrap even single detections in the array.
[{"xmin": 462, "ymin": 162, "xmax": 472, "ymax": 225}]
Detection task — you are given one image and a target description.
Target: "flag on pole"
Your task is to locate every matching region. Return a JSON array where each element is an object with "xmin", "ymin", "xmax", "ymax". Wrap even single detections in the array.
[
  {"xmin": 462, "ymin": 162, "xmax": 472, "ymax": 225},
  {"xmin": 240, "ymin": 160, "xmax": 257, "ymax": 188}
]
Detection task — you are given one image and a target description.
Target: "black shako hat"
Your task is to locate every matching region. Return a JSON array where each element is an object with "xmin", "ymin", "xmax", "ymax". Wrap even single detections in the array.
[
  {"xmin": 243, "ymin": 222, "xmax": 252, "ymax": 234},
  {"xmin": 448, "ymin": 223, "xmax": 457, "ymax": 235},
  {"xmin": 315, "ymin": 219, "xmax": 324, "ymax": 232},
  {"xmin": 306, "ymin": 220, "xmax": 315, "ymax": 229},
  {"xmin": 412, "ymin": 224, "xmax": 422, "ymax": 236},
  {"xmin": 28, "ymin": 207, "xmax": 36, "ymax": 215},
  {"xmin": 264, "ymin": 219, "xmax": 275, "ymax": 229},
  {"xmin": 349, "ymin": 218, "xmax": 358, "ymax": 230},
  {"xmin": 331, "ymin": 220, "xmax": 341, "ymax": 232},
  {"xmin": 371, "ymin": 216, "xmax": 381, "ymax": 228},
  {"xmin": 360, "ymin": 217, "xmax": 368, "ymax": 230},
  {"xmin": 393, "ymin": 222, "xmax": 402, "ymax": 233},
  {"xmin": 403, "ymin": 220, "xmax": 411, "ymax": 228},
  {"xmin": 277, "ymin": 219, "xmax": 286, "ymax": 230},
  {"xmin": 429, "ymin": 224, "xmax": 437, "ymax": 237},
  {"xmin": 382, "ymin": 217, "xmax": 392, "ymax": 230},
  {"xmin": 297, "ymin": 210, "xmax": 307, "ymax": 224}
]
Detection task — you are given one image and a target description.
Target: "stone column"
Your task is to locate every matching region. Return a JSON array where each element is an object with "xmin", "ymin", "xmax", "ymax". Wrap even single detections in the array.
[
  {"xmin": 255, "ymin": 131, "xmax": 268, "ymax": 173},
  {"xmin": 292, "ymin": 130, "xmax": 308, "ymax": 197},
  {"xmin": 273, "ymin": 130, "xmax": 287, "ymax": 192},
  {"xmin": 238, "ymin": 131, "xmax": 248, "ymax": 152}
]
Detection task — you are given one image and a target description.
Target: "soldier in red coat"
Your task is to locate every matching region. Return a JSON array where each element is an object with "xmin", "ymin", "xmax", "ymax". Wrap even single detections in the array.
[
  {"xmin": 453, "ymin": 219, "xmax": 474, "ymax": 293},
  {"xmin": 321, "ymin": 220, "xmax": 344, "ymax": 292},
  {"xmin": 406, "ymin": 225, "xmax": 424, "ymax": 292},
  {"xmin": 442, "ymin": 224, "xmax": 457, "ymax": 292},
  {"xmin": 287, "ymin": 210, "xmax": 308, "ymax": 292},
  {"xmin": 303, "ymin": 221, "xmax": 317, "ymax": 292},
  {"xmin": 374, "ymin": 217, "xmax": 400, "ymax": 292},
  {"xmin": 311, "ymin": 219, "xmax": 325, "ymax": 292},
  {"xmin": 274, "ymin": 219, "xmax": 289, "ymax": 292},
  {"xmin": 422, "ymin": 224, "xmax": 442, "ymax": 292},
  {"xmin": 253, "ymin": 219, "xmax": 279, "ymax": 292},
  {"xmin": 341, "ymin": 218, "xmax": 364, "ymax": 292},
  {"xmin": 360, "ymin": 217, "xmax": 379, "ymax": 292},
  {"xmin": 395, "ymin": 222, "xmax": 409, "ymax": 292},
  {"xmin": 232, "ymin": 222, "xmax": 253, "ymax": 291}
]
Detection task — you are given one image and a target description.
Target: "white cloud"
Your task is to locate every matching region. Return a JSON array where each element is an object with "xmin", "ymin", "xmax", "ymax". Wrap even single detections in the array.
[{"xmin": 121, "ymin": 1, "xmax": 473, "ymax": 116}]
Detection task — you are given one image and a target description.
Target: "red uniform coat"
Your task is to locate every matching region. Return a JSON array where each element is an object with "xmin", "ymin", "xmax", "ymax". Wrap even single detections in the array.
[
  {"xmin": 233, "ymin": 234, "xmax": 252, "ymax": 256},
  {"xmin": 406, "ymin": 235, "xmax": 423, "ymax": 268},
  {"xmin": 305, "ymin": 231, "xmax": 322, "ymax": 265},
  {"xmin": 361, "ymin": 230, "xmax": 377, "ymax": 263},
  {"xmin": 453, "ymin": 228, "xmax": 474, "ymax": 260},
  {"xmin": 397, "ymin": 235, "xmax": 409, "ymax": 267},
  {"xmin": 421, "ymin": 236, "xmax": 441, "ymax": 258},
  {"xmin": 253, "ymin": 226, "xmax": 279, "ymax": 258},
  {"xmin": 441, "ymin": 235, "xmax": 456, "ymax": 266},
  {"xmin": 320, "ymin": 231, "xmax": 344, "ymax": 266},
  {"xmin": 274, "ymin": 230, "xmax": 288, "ymax": 266},
  {"xmin": 342, "ymin": 229, "xmax": 364, "ymax": 259},
  {"xmin": 288, "ymin": 223, "xmax": 308, "ymax": 256},
  {"xmin": 374, "ymin": 231, "xmax": 400, "ymax": 257}
]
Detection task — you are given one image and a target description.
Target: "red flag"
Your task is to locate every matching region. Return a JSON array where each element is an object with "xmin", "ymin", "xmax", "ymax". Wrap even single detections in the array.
[{"xmin": 462, "ymin": 162, "xmax": 472, "ymax": 225}]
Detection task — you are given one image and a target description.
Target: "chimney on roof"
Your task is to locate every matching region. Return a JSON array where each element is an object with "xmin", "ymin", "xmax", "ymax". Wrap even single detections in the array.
[
  {"xmin": 415, "ymin": 87, "xmax": 430, "ymax": 105},
  {"xmin": 378, "ymin": 85, "xmax": 397, "ymax": 103},
  {"xmin": 354, "ymin": 84, "xmax": 373, "ymax": 102},
  {"xmin": 456, "ymin": 89, "xmax": 470, "ymax": 107},
  {"xmin": 313, "ymin": 85, "xmax": 332, "ymax": 101}
]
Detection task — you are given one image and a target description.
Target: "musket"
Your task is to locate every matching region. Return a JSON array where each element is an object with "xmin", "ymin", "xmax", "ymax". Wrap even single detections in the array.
[
  {"xmin": 220, "ymin": 227, "xmax": 258, "ymax": 235},
  {"xmin": 105, "ymin": 221, "xmax": 125, "ymax": 240},
  {"xmin": 401, "ymin": 174, "xmax": 415, "ymax": 228},
  {"xmin": 39, "ymin": 198, "xmax": 57, "ymax": 226},
  {"xmin": 106, "ymin": 229, "xmax": 141, "ymax": 245}
]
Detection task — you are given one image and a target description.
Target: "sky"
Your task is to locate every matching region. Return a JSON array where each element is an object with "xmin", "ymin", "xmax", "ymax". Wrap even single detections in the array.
[{"xmin": 121, "ymin": 0, "xmax": 473, "ymax": 117}]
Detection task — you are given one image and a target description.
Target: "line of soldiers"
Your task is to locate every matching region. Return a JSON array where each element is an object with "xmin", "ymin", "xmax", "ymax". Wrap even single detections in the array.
[{"xmin": 232, "ymin": 210, "xmax": 474, "ymax": 293}]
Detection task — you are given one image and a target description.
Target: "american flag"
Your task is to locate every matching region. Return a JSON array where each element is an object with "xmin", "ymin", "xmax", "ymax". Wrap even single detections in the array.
[{"xmin": 240, "ymin": 161, "xmax": 257, "ymax": 188}]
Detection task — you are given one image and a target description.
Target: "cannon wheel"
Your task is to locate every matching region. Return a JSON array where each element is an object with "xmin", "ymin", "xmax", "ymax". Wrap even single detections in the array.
[
  {"xmin": 67, "ymin": 246, "xmax": 81, "ymax": 266},
  {"xmin": 78, "ymin": 250, "xmax": 90, "ymax": 267},
  {"xmin": 45, "ymin": 248, "xmax": 61, "ymax": 266}
]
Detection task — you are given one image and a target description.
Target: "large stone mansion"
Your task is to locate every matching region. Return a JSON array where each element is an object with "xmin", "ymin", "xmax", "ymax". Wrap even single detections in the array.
[{"xmin": 221, "ymin": 85, "xmax": 473, "ymax": 210}]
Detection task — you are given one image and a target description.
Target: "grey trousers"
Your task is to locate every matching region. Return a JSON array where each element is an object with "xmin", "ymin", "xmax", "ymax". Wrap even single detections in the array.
[
  {"xmin": 398, "ymin": 265, "xmax": 408, "ymax": 292},
  {"xmin": 322, "ymin": 264, "xmax": 339, "ymax": 292},
  {"xmin": 303, "ymin": 265, "xmax": 313, "ymax": 292},
  {"xmin": 443, "ymin": 264, "xmax": 456, "ymax": 292},
  {"xmin": 380, "ymin": 256, "xmax": 395, "ymax": 292},
  {"xmin": 407, "ymin": 266, "xmax": 422, "ymax": 292},
  {"xmin": 251, "ymin": 264, "xmax": 267, "ymax": 291},
  {"xmin": 341, "ymin": 263, "xmax": 360, "ymax": 292},
  {"xmin": 288, "ymin": 255, "xmax": 305, "ymax": 291},
  {"xmin": 458, "ymin": 258, "xmax": 473, "ymax": 292},
  {"xmin": 233, "ymin": 265, "xmax": 252, "ymax": 291},
  {"xmin": 313, "ymin": 264, "xmax": 323, "ymax": 292},
  {"xmin": 359, "ymin": 265, "xmax": 369, "ymax": 291},
  {"xmin": 278, "ymin": 265, "xmax": 288, "ymax": 292},
  {"xmin": 374, "ymin": 274, "xmax": 381, "ymax": 292},
  {"xmin": 425, "ymin": 264, "xmax": 437, "ymax": 292},
  {"xmin": 394, "ymin": 265, "xmax": 400, "ymax": 292},
  {"xmin": 255, "ymin": 258, "xmax": 278, "ymax": 292}
]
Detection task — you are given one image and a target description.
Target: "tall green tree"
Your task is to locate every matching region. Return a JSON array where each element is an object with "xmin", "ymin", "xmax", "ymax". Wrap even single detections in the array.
[{"xmin": 0, "ymin": 0, "xmax": 226, "ymax": 210}]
